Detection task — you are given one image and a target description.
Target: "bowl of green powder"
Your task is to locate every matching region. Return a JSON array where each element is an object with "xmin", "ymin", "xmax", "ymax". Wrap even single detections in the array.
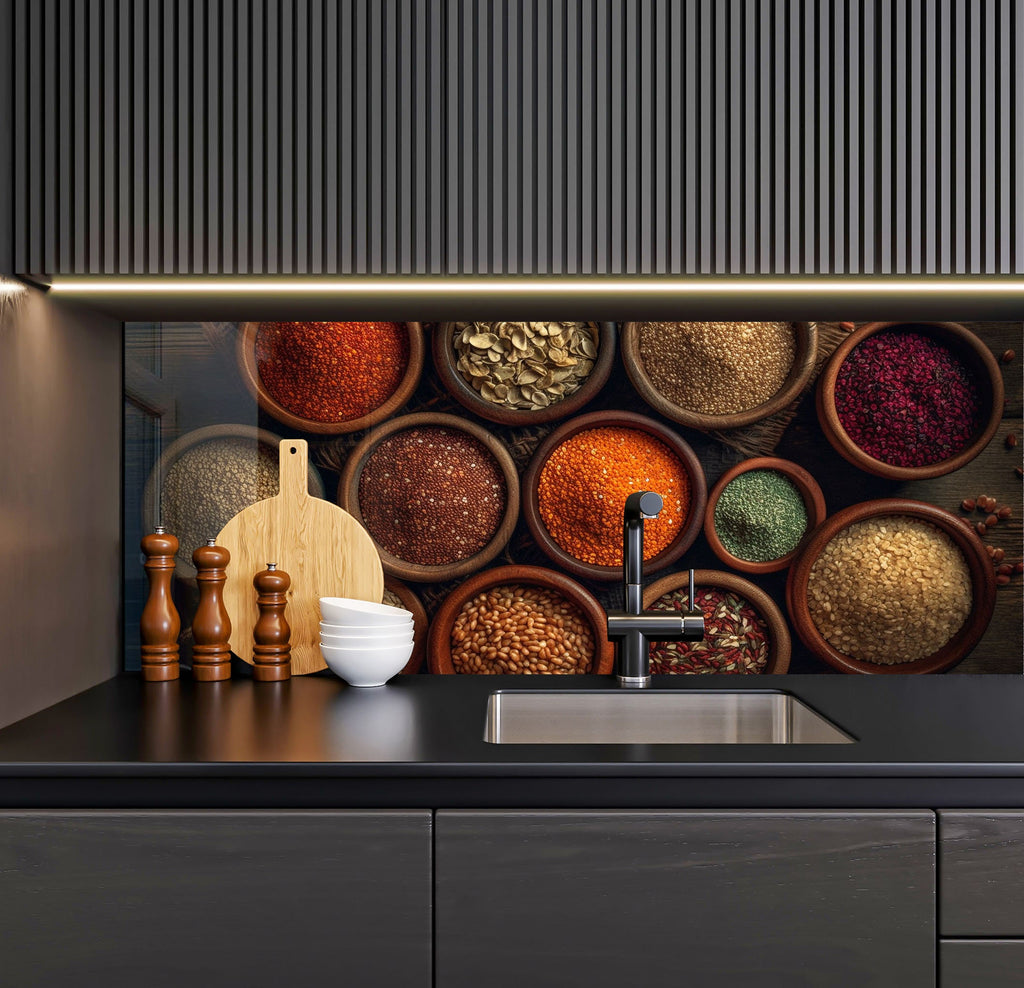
[{"xmin": 704, "ymin": 457, "xmax": 826, "ymax": 574}]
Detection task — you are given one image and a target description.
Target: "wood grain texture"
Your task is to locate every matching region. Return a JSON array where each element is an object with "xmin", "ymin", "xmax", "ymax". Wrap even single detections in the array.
[
  {"xmin": 0, "ymin": 810, "xmax": 432, "ymax": 987},
  {"xmin": 774, "ymin": 321, "xmax": 1022, "ymax": 674},
  {"xmin": 940, "ymin": 940, "xmax": 1024, "ymax": 987},
  {"xmin": 437, "ymin": 810, "xmax": 936, "ymax": 988},
  {"xmin": 940, "ymin": 811, "xmax": 1024, "ymax": 936},
  {"xmin": 217, "ymin": 440, "xmax": 383, "ymax": 674}
]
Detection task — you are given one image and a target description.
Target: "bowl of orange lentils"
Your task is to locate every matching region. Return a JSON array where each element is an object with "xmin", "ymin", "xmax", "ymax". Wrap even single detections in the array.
[
  {"xmin": 236, "ymin": 321, "xmax": 425, "ymax": 434},
  {"xmin": 521, "ymin": 410, "xmax": 708, "ymax": 582}
]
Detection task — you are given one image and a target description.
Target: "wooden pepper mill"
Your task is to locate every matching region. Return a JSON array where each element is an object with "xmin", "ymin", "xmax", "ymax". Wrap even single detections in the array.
[
  {"xmin": 252, "ymin": 563, "xmax": 291, "ymax": 681},
  {"xmin": 140, "ymin": 526, "xmax": 181, "ymax": 681},
  {"xmin": 191, "ymin": 539, "xmax": 232, "ymax": 681}
]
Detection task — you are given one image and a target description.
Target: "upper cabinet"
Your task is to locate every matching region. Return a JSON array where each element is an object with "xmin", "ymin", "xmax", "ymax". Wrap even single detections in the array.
[{"xmin": 5, "ymin": 0, "xmax": 1022, "ymax": 277}]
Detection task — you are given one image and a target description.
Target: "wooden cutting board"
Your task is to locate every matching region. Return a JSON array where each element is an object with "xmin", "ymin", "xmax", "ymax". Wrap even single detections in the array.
[{"xmin": 216, "ymin": 439, "xmax": 384, "ymax": 674}]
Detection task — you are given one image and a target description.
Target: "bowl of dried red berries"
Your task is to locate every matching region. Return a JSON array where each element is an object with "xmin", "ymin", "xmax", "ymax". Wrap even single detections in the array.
[{"xmin": 816, "ymin": 321, "xmax": 1003, "ymax": 480}]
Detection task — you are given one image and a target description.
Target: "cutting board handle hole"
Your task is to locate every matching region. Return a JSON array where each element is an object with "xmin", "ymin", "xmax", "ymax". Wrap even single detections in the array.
[{"xmin": 290, "ymin": 446, "xmax": 297, "ymax": 454}]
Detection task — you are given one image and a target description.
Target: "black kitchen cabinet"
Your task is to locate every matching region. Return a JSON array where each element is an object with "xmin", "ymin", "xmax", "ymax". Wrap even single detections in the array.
[
  {"xmin": 7, "ymin": 0, "xmax": 1016, "ymax": 278},
  {"xmin": 435, "ymin": 810, "xmax": 936, "ymax": 988},
  {"xmin": 940, "ymin": 811, "xmax": 1024, "ymax": 937},
  {"xmin": 0, "ymin": 810, "xmax": 432, "ymax": 988},
  {"xmin": 940, "ymin": 941, "xmax": 1024, "ymax": 988}
]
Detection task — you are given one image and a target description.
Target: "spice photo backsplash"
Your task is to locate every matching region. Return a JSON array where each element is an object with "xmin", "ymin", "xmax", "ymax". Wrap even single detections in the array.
[{"xmin": 123, "ymin": 321, "xmax": 1023, "ymax": 675}]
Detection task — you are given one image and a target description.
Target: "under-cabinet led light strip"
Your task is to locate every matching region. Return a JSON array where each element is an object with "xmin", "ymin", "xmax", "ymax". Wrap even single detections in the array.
[{"xmin": 46, "ymin": 278, "xmax": 1024, "ymax": 295}]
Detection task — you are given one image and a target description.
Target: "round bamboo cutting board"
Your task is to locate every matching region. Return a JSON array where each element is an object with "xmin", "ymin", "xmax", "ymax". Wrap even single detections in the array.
[{"xmin": 216, "ymin": 439, "xmax": 384, "ymax": 674}]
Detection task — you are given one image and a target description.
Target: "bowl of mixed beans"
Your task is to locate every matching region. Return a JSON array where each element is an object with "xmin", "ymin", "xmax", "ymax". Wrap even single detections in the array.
[{"xmin": 642, "ymin": 569, "xmax": 791, "ymax": 675}]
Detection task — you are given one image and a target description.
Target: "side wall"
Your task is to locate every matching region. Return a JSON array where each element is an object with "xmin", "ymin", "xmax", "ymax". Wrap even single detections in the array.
[{"xmin": 0, "ymin": 287, "xmax": 121, "ymax": 727}]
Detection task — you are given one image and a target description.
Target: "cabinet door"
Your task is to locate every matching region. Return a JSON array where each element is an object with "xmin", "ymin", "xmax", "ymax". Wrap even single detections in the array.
[
  {"xmin": 0, "ymin": 810, "xmax": 431, "ymax": 987},
  {"xmin": 940, "ymin": 811, "xmax": 1024, "ymax": 936},
  {"xmin": 941, "ymin": 941, "xmax": 1024, "ymax": 987},
  {"xmin": 436, "ymin": 810, "xmax": 935, "ymax": 988}
]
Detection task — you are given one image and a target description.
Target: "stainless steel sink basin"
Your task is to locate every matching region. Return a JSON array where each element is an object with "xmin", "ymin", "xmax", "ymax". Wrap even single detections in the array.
[{"xmin": 484, "ymin": 690, "xmax": 854, "ymax": 744}]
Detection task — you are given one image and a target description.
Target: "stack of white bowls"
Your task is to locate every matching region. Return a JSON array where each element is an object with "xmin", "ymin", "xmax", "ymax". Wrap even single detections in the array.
[{"xmin": 319, "ymin": 597, "xmax": 416, "ymax": 687}]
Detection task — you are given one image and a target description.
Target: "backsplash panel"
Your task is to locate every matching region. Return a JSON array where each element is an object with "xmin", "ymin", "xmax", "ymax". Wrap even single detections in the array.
[{"xmin": 124, "ymin": 320, "xmax": 1023, "ymax": 676}]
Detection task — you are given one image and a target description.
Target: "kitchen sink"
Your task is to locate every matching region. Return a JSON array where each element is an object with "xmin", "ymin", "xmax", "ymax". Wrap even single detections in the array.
[{"xmin": 484, "ymin": 690, "xmax": 854, "ymax": 744}]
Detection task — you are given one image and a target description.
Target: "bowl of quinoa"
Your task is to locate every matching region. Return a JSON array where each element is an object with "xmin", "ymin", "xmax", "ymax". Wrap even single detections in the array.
[
  {"xmin": 621, "ymin": 321, "xmax": 817, "ymax": 430},
  {"xmin": 786, "ymin": 499, "xmax": 996, "ymax": 674},
  {"xmin": 816, "ymin": 321, "xmax": 1003, "ymax": 480},
  {"xmin": 643, "ymin": 569, "xmax": 791, "ymax": 675},
  {"xmin": 338, "ymin": 412, "xmax": 520, "ymax": 583}
]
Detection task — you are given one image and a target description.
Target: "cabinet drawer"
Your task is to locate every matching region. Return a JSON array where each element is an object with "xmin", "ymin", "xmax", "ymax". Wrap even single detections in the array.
[
  {"xmin": 941, "ymin": 940, "xmax": 1024, "ymax": 987},
  {"xmin": 0, "ymin": 810, "xmax": 432, "ymax": 988},
  {"xmin": 939, "ymin": 812, "xmax": 1024, "ymax": 936},
  {"xmin": 437, "ymin": 810, "xmax": 935, "ymax": 988}
]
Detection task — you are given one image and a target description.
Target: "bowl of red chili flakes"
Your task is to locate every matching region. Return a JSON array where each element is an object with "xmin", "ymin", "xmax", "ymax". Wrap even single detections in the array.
[
  {"xmin": 642, "ymin": 569, "xmax": 791, "ymax": 674},
  {"xmin": 237, "ymin": 322, "xmax": 425, "ymax": 435}
]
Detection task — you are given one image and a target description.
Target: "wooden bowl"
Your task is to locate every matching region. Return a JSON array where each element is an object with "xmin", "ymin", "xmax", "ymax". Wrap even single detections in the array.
[
  {"xmin": 816, "ymin": 321, "xmax": 1004, "ymax": 480},
  {"xmin": 382, "ymin": 576, "xmax": 428, "ymax": 675},
  {"xmin": 427, "ymin": 565, "xmax": 615, "ymax": 675},
  {"xmin": 432, "ymin": 322, "xmax": 617, "ymax": 425},
  {"xmin": 621, "ymin": 321, "xmax": 817, "ymax": 430},
  {"xmin": 338, "ymin": 412, "xmax": 520, "ymax": 583},
  {"xmin": 786, "ymin": 498, "xmax": 997, "ymax": 674},
  {"xmin": 522, "ymin": 410, "xmax": 707, "ymax": 582},
  {"xmin": 643, "ymin": 569, "xmax": 791, "ymax": 674},
  {"xmin": 142, "ymin": 423, "xmax": 325, "ymax": 582},
  {"xmin": 236, "ymin": 321, "xmax": 425, "ymax": 434},
  {"xmin": 704, "ymin": 457, "xmax": 827, "ymax": 575}
]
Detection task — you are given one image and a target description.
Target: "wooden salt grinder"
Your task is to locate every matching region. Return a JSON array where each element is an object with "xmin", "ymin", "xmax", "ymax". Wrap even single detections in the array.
[
  {"xmin": 191, "ymin": 539, "xmax": 232, "ymax": 681},
  {"xmin": 140, "ymin": 526, "xmax": 181, "ymax": 681},
  {"xmin": 252, "ymin": 563, "xmax": 291, "ymax": 681}
]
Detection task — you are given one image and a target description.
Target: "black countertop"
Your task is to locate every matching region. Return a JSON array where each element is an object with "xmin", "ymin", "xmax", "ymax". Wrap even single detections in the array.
[{"xmin": 0, "ymin": 674, "xmax": 1023, "ymax": 808}]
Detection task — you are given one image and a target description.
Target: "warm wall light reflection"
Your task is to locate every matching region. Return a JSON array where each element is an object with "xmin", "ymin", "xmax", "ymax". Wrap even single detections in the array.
[
  {"xmin": 46, "ymin": 277, "xmax": 1024, "ymax": 295},
  {"xmin": 0, "ymin": 277, "xmax": 27, "ymax": 295}
]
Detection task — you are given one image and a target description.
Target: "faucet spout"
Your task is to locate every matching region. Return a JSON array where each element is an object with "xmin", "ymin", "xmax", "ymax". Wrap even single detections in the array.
[{"xmin": 623, "ymin": 491, "xmax": 662, "ymax": 615}]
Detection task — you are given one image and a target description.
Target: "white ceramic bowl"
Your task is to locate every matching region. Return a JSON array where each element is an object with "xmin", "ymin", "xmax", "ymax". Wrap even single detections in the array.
[
  {"xmin": 320, "ymin": 596, "xmax": 413, "ymax": 626},
  {"xmin": 320, "ymin": 641, "xmax": 414, "ymax": 688},
  {"xmin": 320, "ymin": 630, "xmax": 415, "ymax": 649},
  {"xmin": 321, "ymin": 622, "xmax": 413, "ymax": 634}
]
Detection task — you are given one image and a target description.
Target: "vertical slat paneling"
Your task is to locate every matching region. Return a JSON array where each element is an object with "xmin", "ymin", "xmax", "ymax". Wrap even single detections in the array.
[{"xmin": 8, "ymin": 0, "xmax": 1022, "ymax": 276}]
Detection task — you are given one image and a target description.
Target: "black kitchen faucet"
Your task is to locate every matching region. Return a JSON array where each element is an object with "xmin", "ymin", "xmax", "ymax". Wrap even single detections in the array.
[{"xmin": 606, "ymin": 491, "xmax": 705, "ymax": 688}]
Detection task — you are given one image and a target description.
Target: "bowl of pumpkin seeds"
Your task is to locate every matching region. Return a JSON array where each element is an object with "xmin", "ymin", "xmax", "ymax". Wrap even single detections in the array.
[{"xmin": 433, "ymin": 321, "xmax": 616, "ymax": 425}]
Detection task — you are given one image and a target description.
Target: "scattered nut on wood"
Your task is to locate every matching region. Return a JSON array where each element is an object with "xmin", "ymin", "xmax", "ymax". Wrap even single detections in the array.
[
  {"xmin": 1001, "ymin": 349, "xmax": 1015, "ymax": 363},
  {"xmin": 961, "ymin": 498, "xmax": 976, "ymax": 512},
  {"xmin": 1006, "ymin": 433, "xmax": 1018, "ymax": 449},
  {"xmin": 976, "ymin": 521, "xmax": 988, "ymax": 537},
  {"xmin": 992, "ymin": 547, "xmax": 1006, "ymax": 563},
  {"xmin": 996, "ymin": 574, "xmax": 1011, "ymax": 586},
  {"xmin": 997, "ymin": 505, "xmax": 1012, "ymax": 520}
]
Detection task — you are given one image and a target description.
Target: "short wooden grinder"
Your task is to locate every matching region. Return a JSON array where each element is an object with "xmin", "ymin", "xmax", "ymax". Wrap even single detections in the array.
[{"xmin": 253, "ymin": 563, "xmax": 292, "ymax": 681}]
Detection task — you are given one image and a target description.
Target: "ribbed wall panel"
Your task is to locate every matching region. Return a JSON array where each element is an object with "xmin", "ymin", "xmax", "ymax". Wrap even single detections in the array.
[{"xmin": 10, "ymin": 0, "xmax": 1024, "ymax": 275}]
